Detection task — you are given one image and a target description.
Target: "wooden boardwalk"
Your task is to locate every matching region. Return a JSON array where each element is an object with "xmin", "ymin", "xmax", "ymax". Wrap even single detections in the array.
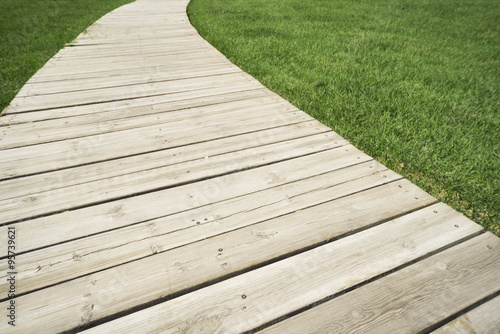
[{"xmin": 1, "ymin": 0, "xmax": 499, "ymax": 332}]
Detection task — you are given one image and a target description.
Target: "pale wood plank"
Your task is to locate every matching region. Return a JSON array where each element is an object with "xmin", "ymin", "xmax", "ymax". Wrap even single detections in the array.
[
  {"xmin": 37, "ymin": 45, "xmax": 217, "ymax": 71},
  {"xmin": 25, "ymin": 56, "xmax": 225, "ymax": 83},
  {"xmin": 34, "ymin": 50, "xmax": 226, "ymax": 73},
  {"xmin": 53, "ymin": 38, "xmax": 207, "ymax": 57},
  {"xmin": 0, "ymin": 94, "xmax": 279, "ymax": 149},
  {"xmin": 431, "ymin": 296, "xmax": 500, "ymax": 334},
  {"xmin": 36, "ymin": 47, "xmax": 213, "ymax": 70},
  {"xmin": 58, "ymin": 38, "xmax": 207, "ymax": 50},
  {"xmin": 71, "ymin": 31, "xmax": 197, "ymax": 45},
  {"xmin": 0, "ymin": 121, "xmax": 327, "ymax": 202},
  {"xmin": 0, "ymin": 132, "xmax": 343, "ymax": 223},
  {"xmin": 0, "ymin": 179, "xmax": 436, "ymax": 333},
  {"xmin": 38, "ymin": 43, "xmax": 213, "ymax": 61},
  {"xmin": 0, "ymin": 104, "xmax": 310, "ymax": 180},
  {"xmin": 0, "ymin": 143, "xmax": 364, "ymax": 250},
  {"xmin": 6, "ymin": 72, "xmax": 259, "ymax": 113},
  {"xmin": 16, "ymin": 64, "xmax": 240, "ymax": 97},
  {"xmin": 262, "ymin": 233, "xmax": 500, "ymax": 334},
  {"xmin": 1, "ymin": 1, "xmax": 496, "ymax": 334},
  {"xmin": 24, "ymin": 58, "xmax": 235, "ymax": 80},
  {"xmin": 1, "ymin": 86, "xmax": 266, "ymax": 125},
  {"xmin": 79, "ymin": 204, "xmax": 483, "ymax": 334},
  {"xmin": 0, "ymin": 161, "xmax": 392, "ymax": 295},
  {"xmin": 36, "ymin": 53, "xmax": 225, "ymax": 74}
]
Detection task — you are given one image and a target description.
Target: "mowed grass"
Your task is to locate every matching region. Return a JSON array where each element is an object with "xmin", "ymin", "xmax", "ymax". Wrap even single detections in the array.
[
  {"xmin": 188, "ymin": 0, "xmax": 499, "ymax": 234},
  {"xmin": 0, "ymin": 0, "xmax": 134, "ymax": 113}
]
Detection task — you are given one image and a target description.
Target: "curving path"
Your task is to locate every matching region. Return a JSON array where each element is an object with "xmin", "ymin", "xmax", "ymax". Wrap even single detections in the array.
[{"xmin": 0, "ymin": 0, "xmax": 499, "ymax": 332}]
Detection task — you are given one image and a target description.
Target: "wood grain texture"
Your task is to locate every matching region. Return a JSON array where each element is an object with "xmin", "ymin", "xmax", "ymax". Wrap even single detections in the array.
[
  {"xmin": 80, "ymin": 204, "xmax": 483, "ymax": 334},
  {"xmin": 0, "ymin": 162, "xmax": 393, "ymax": 296},
  {"xmin": 0, "ymin": 0, "xmax": 498, "ymax": 332},
  {"xmin": 0, "ymin": 122, "xmax": 328, "ymax": 202},
  {"xmin": 0, "ymin": 86, "xmax": 268, "ymax": 125},
  {"xmin": 0, "ymin": 179, "xmax": 436, "ymax": 333},
  {"xmin": 0, "ymin": 103, "xmax": 311, "ymax": 180},
  {"xmin": 0, "ymin": 94, "xmax": 279, "ymax": 149},
  {"xmin": 7, "ymin": 72, "xmax": 260, "ymax": 113},
  {"xmin": 431, "ymin": 296, "xmax": 500, "ymax": 334},
  {"xmin": 1, "ymin": 142, "xmax": 364, "ymax": 250},
  {"xmin": 261, "ymin": 233, "xmax": 500, "ymax": 334}
]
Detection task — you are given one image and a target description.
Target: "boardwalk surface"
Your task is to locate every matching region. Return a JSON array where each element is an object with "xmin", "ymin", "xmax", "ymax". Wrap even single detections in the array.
[{"xmin": 1, "ymin": 0, "xmax": 499, "ymax": 332}]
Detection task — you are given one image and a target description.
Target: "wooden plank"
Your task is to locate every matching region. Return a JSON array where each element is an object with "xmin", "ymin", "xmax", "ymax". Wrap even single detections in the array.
[
  {"xmin": 0, "ymin": 179, "xmax": 436, "ymax": 333},
  {"xmin": 78, "ymin": 28, "xmax": 197, "ymax": 37},
  {"xmin": 0, "ymin": 89, "xmax": 270, "ymax": 135},
  {"xmin": 2, "ymin": 1, "xmax": 496, "ymax": 334},
  {"xmin": 54, "ymin": 38, "xmax": 207, "ymax": 57},
  {"xmin": 0, "ymin": 121, "xmax": 328, "ymax": 202},
  {"xmin": 73, "ymin": 30, "xmax": 199, "ymax": 42},
  {"xmin": 22, "ymin": 60, "xmax": 237, "ymax": 84},
  {"xmin": 431, "ymin": 296, "xmax": 500, "ymax": 334},
  {"xmin": 73, "ymin": 23, "xmax": 196, "ymax": 35},
  {"xmin": 32, "ymin": 52, "xmax": 227, "ymax": 77},
  {"xmin": 1, "ymin": 86, "xmax": 267, "ymax": 125},
  {"xmin": 35, "ymin": 49, "xmax": 221, "ymax": 75},
  {"xmin": 0, "ymin": 143, "xmax": 365, "ymax": 250},
  {"xmin": 28, "ymin": 52, "xmax": 222, "ymax": 79},
  {"xmin": 16, "ymin": 64, "xmax": 240, "ymax": 97},
  {"xmin": 79, "ymin": 204, "xmax": 483, "ymax": 334},
  {"xmin": 261, "ymin": 233, "xmax": 500, "ymax": 334},
  {"xmin": 0, "ymin": 161, "xmax": 392, "ymax": 295},
  {"xmin": 37, "ymin": 52, "xmax": 224, "ymax": 73},
  {"xmin": 0, "ymin": 132, "xmax": 343, "ymax": 223},
  {"xmin": 38, "ymin": 46, "xmax": 212, "ymax": 67},
  {"xmin": 37, "ymin": 43, "xmax": 213, "ymax": 62},
  {"xmin": 71, "ymin": 30, "xmax": 197, "ymax": 45},
  {"xmin": 37, "ymin": 45, "xmax": 216, "ymax": 70},
  {"xmin": 0, "ymin": 103, "xmax": 309, "ymax": 179},
  {"xmin": 6, "ymin": 72, "xmax": 259, "ymax": 113},
  {"xmin": 59, "ymin": 36, "xmax": 205, "ymax": 48},
  {"xmin": 0, "ymin": 94, "xmax": 280, "ymax": 149},
  {"xmin": 81, "ymin": 27, "xmax": 195, "ymax": 33}
]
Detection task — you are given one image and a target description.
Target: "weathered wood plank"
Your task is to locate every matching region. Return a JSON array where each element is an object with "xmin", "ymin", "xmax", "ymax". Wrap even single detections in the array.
[
  {"xmin": 7, "ymin": 72, "xmax": 259, "ymax": 113},
  {"xmin": 54, "ymin": 38, "xmax": 207, "ymax": 57},
  {"xmin": 35, "ymin": 53, "xmax": 225, "ymax": 76},
  {"xmin": 0, "ymin": 143, "xmax": 364, "ymax": 250},
  {"xmin": 25, "ymin": 58, "xmax": 227, "ymax": 84},
  {"xmin": 16, "ymin": 64, "xmax": 240, "ymax": 97},
  {"xmin": 0, "ymin": 122, "xmax": 327, "ymax": 202},
  {"xmin": 36, "ymin": 47, "xmax": 224, "ymax": 68},
  {"xmin": 0, "ymin": 94, "xmax": 279, "ymax": 149},
  {"xmin": 28, "ymin": 61, "xmax": 225, "ymax": 86},
  {"xmin": 431, "ymin": 296, "xmax": 500, "ymax": 334},
  {"xmin": 1, "ymin": 0, "xmax": 497, "ymax": 333},
  {"xmin": 0, "ymin": 132, "xmax": 342, "ymax": 223},
  {"xmin": 0, "ymin": 179, "xmax": 436, "ymax": 333},
  {"xmin": 79, "ymin": 204, "xmax": 483, "ymax": 334},
  {"xmin": 33, "ymin": 47, "xmax": 221, "ymax": 77},
  {"xmin": 261, "ymin": 233, "xmax": 500, "ymax": 334},
  {"xmin": 0, "ymin": 161, "xmax": 391, "ymax": 296},
  {"xmin": 52, "ymin": 43, "xmax": 210, "ymax": 59},
  {"xmin": 1, "ymin": 86, "xmax": 267, "ymax": 125},
  {"xmin": 71, "ymin": 30, "xmax": 198, "ymax": 45},
  {"xmin": 0, "ymin": 103, "xmax": 309, "ymax": 180}
]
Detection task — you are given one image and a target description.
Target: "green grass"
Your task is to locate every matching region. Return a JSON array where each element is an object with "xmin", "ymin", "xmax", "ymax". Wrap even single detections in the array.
[
  {"xmin": 0, "ymin": 0, "xmax": 134, "ymax": 113},
  {"xmin": 188, "ymin": 0, "xmax": 499, "ymax": 235}
]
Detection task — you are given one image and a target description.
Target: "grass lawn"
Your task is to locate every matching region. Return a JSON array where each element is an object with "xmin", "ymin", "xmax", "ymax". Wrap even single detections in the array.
[
  {"xmin": 188, "ymin": 0, "xmax": 499, "ymax": 235},
  {"xmin": 0, "ymin": 0, "xmax": 134, "ymax": 113}
]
